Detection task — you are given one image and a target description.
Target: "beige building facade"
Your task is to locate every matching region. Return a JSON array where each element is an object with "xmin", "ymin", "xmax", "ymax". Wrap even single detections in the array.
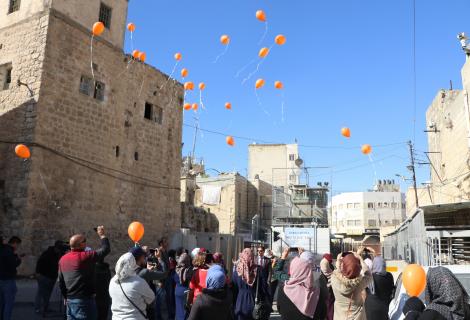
[
  {"xmin": 248, "ymin": 143, "xmax": 300, "ymax": 189},
  {"xmin": 0, "ymin": 0, "xmax": 183, "ymax": 273}
]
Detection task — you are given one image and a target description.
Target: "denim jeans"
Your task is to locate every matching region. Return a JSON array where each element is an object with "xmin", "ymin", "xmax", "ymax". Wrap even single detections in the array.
[
  {"xmin": 34, "ymin": 275, "xmax": 56, "ymax": 313},
  {"xmin": 66, "ymin": 298, "xmax": 97, "ymax": 320},
  {"xmin": 0, "ymin": 279, "xmax": 17, "ymax": 320},
  {"xmin": 155, "ymin": 286, "xmax": 169, "ymax": 320}
]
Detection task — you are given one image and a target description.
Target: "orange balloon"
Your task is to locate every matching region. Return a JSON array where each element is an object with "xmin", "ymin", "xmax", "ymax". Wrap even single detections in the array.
[
  {"xmin": 127, "ymin": 23, "xmax": 136, "ymax": 32},
  {"xmin": 192, "ymin": 103, "xmax": 198, "ymax": 111},
  {"xmin": 225, "ymin": 102, "xmax": 232, "ymax": 110},
  {"xmin": 199, "ymin": 82, "xmax": 206, "ymax": 91},
  {"xmin": 132, "ymin": 50, "xmax": 140, "ymax": 59},
  {"xmin": 361, "ymin": 144, "xmax": 372, "ymax": 155},
  {"xmin": 255, "ymin": 79, "xmax": 265, "ymax": 89},
  {"xmin": 220, "ymin": 35, "xmax": 230, "ymax": 45},
  {"xmin": 226, "ymin": 136, "xmax": 235, "ymax": 146},
  {"xmin": 275, "ymin": 34, "xmax": 287, "ymax": 45},
  {"xmin": 92, "ymin": 22, "xmax": 105, "ymax": 36},
  {"xmin": 274, "ymin": 81, "xmax": 283, "ymax": 89},
  {"xmin": 184, "ymin": 81, "xmax": 194, "ymax": 91},
  {"xmin": 15, "ymin": 144, "xmax": 30, "ymax": 159},
  {"xmin": 181, "ymin": 68, "xmax": 188, "ymax": 78},
  {"xmin": 183, "ymin": 103, "xmax": 191, "ymax": 110},
  {"xmin": 259, "ymin": 47, "xmax": 270, "ymax": 58},
  {"xmin": 256, "ymin": 10, "xmax": 267, "ymax": 22},
  {"xmin": 138, "ymin": 52, "xmax": 146, "ymax": 62},
  {"xmin": 341, "ymin": 127, "xmax": 351, "ymax": 138},
  {"xmin": 174, "ymin": 52, "xmax": 182, "ymax": 61},
  {"xmin": 128, "ymin": 221, "xmax": 145, "ymax": 243},
  {"xmin": 402, "ymin": 264, "xmax": 426, "ymax": 297}
]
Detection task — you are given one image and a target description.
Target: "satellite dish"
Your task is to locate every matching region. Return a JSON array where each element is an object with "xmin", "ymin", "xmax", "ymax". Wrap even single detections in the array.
[{"xmin": 295, "ymin": 158, "xmax": 303, "ymax": 167}]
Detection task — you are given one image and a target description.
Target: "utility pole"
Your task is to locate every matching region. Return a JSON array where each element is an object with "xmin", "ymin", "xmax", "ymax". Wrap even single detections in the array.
[{"xmin": 408, "ymin": 140, "xmax": 419, "ymax": 209}]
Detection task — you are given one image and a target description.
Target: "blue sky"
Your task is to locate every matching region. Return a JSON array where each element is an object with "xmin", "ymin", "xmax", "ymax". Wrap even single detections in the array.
[{"xmin": 126, "ymin": 0, "xmax": 470, "ymax": 195}]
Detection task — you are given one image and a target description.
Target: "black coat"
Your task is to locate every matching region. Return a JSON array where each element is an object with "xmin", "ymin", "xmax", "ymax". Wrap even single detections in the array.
[
  {"xmin": 365, "ymin": 272, "xmax": 395, "ymax": 320},
  {"xmin": 0, "ymin": 244, "xmax": 21, "ymax": 280},
  {"xmin": 277, "ymin": 281, "xmax": 327, "ymax": 320},
  {"xmin": 187, "ymin": 287, "xmax": 234, "ymax": 320},
  {"xmin": 404, "ymin": 310, "xmax": 447, "ymax": 320},
  {"xmin": 36, "ymin": 246, "xmax": 62, "ymax": 280}
]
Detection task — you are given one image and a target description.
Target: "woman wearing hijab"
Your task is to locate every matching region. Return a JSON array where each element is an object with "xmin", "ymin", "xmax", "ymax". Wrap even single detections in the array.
[
  {"xmin": 364, "ymin": 256, "xmax": 394, "ymax": 319},
  {"xmin": 330, "ymin": 252, "xmax": 371, "ymax": 320},
  {"xmin": 420, "ymin": 266, "xmax": 470, "ymax": 320},
  {"xmin": 173, "ymin": 253, "xmax": 194, "ymax": 320},
  {"xmin": 320, "ymin": 253, "xmax": 335, "ymax": 320},
  {"xmin": 187, "ymin": 265, "xmax": 233, "ymax": 320},
  {"xmin": 402, "ymin": 297, "xmax": 425, "ymax": 320},
  {"xmin": 277, "ymin": 254, "xmax": 321, "ymax": 320},
  {"xmin": 109, "ymin": 253, "xmax": 155, "ymax": 320},
  {"xmin": 232, "ymin": 248, "xmax": 269, "ymax": 320}
]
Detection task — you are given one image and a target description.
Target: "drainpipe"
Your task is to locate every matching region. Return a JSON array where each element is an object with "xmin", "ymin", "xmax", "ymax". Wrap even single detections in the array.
[{"xmin": 463, "ymin": 90, "xmax": 470, "ymax": 149}]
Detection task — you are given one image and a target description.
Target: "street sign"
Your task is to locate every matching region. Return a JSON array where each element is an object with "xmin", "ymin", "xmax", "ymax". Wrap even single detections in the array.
[{"xmin": 284, "ymin": 227, "xmax": 330, "ymax": 254}]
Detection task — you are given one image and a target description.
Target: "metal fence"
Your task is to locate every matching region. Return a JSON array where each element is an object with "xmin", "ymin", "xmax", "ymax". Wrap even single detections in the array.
[{"xmin": 383, "ymin": 209, "xmax": 430, "ymax": 265}]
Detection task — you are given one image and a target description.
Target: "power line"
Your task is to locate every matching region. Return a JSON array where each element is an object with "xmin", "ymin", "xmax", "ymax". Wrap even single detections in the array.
[
  {"xmin": 0, "ymin": 140, "xmax": 180, "ymax": 191},
  {"xmin": 183, "ymin": 123, "xmax": 408, "ymax": 150}
]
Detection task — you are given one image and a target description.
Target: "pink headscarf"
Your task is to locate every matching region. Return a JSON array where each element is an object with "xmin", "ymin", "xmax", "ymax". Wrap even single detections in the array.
[
  {"xmin": 236, "ymin": 248, "xmax": 257, "ymax": 286},
  {"xmin": 283, "ymin": 257, "xmax": 320, "ymax": 318}
]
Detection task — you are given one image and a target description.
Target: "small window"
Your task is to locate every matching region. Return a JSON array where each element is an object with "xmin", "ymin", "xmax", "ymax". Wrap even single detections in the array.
[
  {"xmin": 383, "ymin": 202, "xmax": 389, "ymax": 208},
  {"xmin": 402, "ymin": 203, "xmax": 406, "ymax": 209},
  {"xmin": 144, "ymin": 102, "xmax": 153, "ymax": 120},
  {"xmin": 289, "ymin": 154, "xmax": 295, "ymax": 161},
  {"xmin": 94, "ymin": 81, "xmax": 105, "ymax": 101},
  {"xmin": 377, "ymin": 202, "xmax": 383, "ymax": 208},
  {"xmin": 347, "ymin": 220, "xmax": 354, "ymax": 226},
  {"xmin": 367, "ymin": 202, "xmax": 374, "ymax": 209},
  {"xmin": 354, "ymin": 203, "xmax": 360, "ymax": 209},
  {"xmin": 354, "ymin": 220, "xmax": 362, "ymax": 226},
  {"xmin": 99, "ymin": 3, "xmax": 112, "ymax": 29},
  {"xmin": 79, "ymin": 76, "xmax": 93, "ymax": 96},
  {"xmin": 289, "ymin": 174, "xmax": 296, "ymax": 182},
  {"xmin": 8, "ymin": 0, "xmax": 21, "ymax": 14},
  {"xmin": 368, "ymin": 219, "xmax": 377, "ymax": 227},
  {"xmin": 115, "ymin": 146, "xmax": 120, "ymax": 157},
  {"xmin": 391, "ymin": 202, "xmax": 398, "ymax": 209},
  {"xmin": 347, "ymin": 203, "xmax": 353, "ymax": 209},
  {"xmin": 154, "ymin": 105, "xmax": 163, "ymax": 124},
  {"xmin": 3, "ymin": 67, "xmax": 12, "ymax": 90},
  {"xmin": 134, "ymin": 152, "xmax": 139, "ymax": 161}
]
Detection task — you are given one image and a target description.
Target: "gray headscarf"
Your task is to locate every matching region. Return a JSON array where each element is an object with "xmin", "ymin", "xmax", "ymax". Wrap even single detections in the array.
[
  {"xmin": 369, "ymin": 256, "xmax": 386, "ymax": 294},
  {"xmin": 425, "ymin": 267, "xmax": 470, "ymax": 320},
  {"xmin": 113, "ymin": 252, "xmax": 137, "ymax": 283},
  {"xmin": 176, "ymin": 253, "xmax": 193, "ymax": 285}
]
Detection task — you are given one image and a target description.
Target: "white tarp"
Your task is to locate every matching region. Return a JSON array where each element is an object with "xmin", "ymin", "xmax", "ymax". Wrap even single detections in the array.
[{"xmin": 202, "ymin": 185, "xmax": 221, "ymax": 205}]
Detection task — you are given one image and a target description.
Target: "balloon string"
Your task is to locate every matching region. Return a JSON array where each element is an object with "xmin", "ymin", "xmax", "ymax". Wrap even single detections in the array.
[
  {"xmin": 254, "ymin": 89, "xmax": 271, "ymax": 117},
  {"xmin": 213, "ymin": 44, "xmax": 230, "ymax": 64},
  {"xmin": 258, "ymin": 21, "xmax": 269, "ymax": 45},
  {"xmin": 235, "ymin": 58, "xmax": 256, "ymax": 78},
  {"xmin": 368, "ymin": 154, "xmax": 378, "ymax": 184},
  {"xmin": 199, "ymin": 90, "xmax": 205, "ymax": 110},
  {"xmin": 130, "ymin": 32, "xmax": 134, "ymax": 52},
  {"xmin": 241, "ymin": 45, "xmax": 272, "ymax": 85},
  {"xmin": 90, "ymin": 35, "xmax": 95, "ymax": 80},
  {"xmin": 281, "ymin": 91, "xmax": 285, "ymax": 123},
  {"xmin": 160, "ymin": 61, "xmax": 179, "ymax": 90}
]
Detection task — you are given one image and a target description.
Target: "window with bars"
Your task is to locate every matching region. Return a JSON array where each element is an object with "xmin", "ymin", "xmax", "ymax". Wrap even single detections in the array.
[
  {"xmin": 368, "ymin": 219, "xmax": 377, "ymax": 227},
  {"xmin": 367, "ymin": 202, "xmax": 374, "ymax": 209},
  {"xmin": 79, "ymin": 76, "xmax": 93, "ymax": 96},
  {"xmin": 8, "ymin": 0, "xmax": 21, "ymax": 14},
  {"xmin": 154, "ymin": 105, "xmax": 163, "ymax": 124},
  {"xmin": 0, "ymin": 64, "xmax": 12, "ymax": 91},
  {"xmin": 93, "ymin": 81, "xmax": 105, "ymax": 101},
  {"xmin": 99, "ymin": 3, "xmax": 112, "ymax": 29}
]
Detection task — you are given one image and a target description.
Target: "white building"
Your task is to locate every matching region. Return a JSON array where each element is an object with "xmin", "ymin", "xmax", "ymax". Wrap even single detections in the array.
[
  {"xmin": 331, "ymin": 180, "xmax": 406, "ymax": 238},
  {"xmin": 248, "ymin": 143, "xmax": 300, "ymax": 189}
]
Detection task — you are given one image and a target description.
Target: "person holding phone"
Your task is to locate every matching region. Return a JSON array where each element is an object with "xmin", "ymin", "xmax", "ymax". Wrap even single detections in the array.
[{"xmin": 330, "ymin": 251, "xmax": 371, "ymax": 320}]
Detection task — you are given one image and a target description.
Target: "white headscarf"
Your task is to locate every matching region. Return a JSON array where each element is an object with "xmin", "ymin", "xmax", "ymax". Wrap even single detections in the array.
[{"xmin": 113, "ymin": 252, "xmax": 137, "ymax": 283}]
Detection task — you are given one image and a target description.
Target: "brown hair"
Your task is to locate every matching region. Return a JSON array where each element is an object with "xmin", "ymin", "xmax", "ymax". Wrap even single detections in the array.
[{"xmin": 192, "ymin": 252, "xmax": 207, "ymax": 268}]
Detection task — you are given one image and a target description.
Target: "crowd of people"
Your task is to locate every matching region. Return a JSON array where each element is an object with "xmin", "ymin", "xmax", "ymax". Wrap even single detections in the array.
[{"xmin": 0, "ymin": 229, "xmax": 469, "ymax": 320}]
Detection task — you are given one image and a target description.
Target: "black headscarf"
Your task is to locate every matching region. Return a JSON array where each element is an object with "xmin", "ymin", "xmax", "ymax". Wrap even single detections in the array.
[
  {"xmin": 425, "ymin": 267, "xmax": 470, "ymax": 320},
  {"xmin": 176, "ymin": 253, "xmax": 193, "ymax": 285},
  {"xmin": 403, "ymin": 297, "xmax": 425, "ymax": 320}
]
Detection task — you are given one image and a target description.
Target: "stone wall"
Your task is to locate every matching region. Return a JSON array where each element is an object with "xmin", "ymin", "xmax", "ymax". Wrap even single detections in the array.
[{"xmin": 0, "ymin": 9, "xmax": 183, "ymax": 273}]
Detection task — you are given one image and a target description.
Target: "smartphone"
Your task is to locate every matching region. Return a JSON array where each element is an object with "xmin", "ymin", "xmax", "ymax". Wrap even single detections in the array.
[{"xmin": 289, "ymin": 247, "xmax": 298, "ymax": 252}]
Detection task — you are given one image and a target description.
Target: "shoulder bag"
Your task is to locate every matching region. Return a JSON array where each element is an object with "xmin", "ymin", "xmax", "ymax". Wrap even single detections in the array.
[{"xmin": 118, "ymin": 279, "xmax": 148, "ymax": 319}]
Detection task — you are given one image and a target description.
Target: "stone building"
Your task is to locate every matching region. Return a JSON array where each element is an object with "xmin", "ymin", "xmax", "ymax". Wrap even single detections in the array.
[
  {"xmin": 0, "ymin": 0, "xmax": 183, "ymax": 273},
  {"xmin": 194, "ymin": 173, "xmax": 272, "ymax": 240}
]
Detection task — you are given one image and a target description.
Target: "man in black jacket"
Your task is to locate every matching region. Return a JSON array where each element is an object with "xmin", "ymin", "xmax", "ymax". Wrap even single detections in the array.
[
  {"xmin": 0, "ymin": 236, "xmax": 22, "ymax": 320},
  {"xmin": 34, "ymin": 240, "xmax": 67, "ymax": 315}
]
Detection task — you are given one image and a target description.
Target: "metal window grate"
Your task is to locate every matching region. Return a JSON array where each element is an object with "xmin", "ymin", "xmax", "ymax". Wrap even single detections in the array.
[
  {"xmin": 79, "ymin": 76, "xmax": 93, "ymax": 96},
  {"xmin": 99, "ymin": 3, "xmax": 112, "ymax": 29},
  {"xmin": 8, "ymin": 0, "xmax": 21, "ymax": 14},
  {"xmin": 93, "ymin": 81, "xmax": 105, "ymax": 101},
  {"xmin": 154, "ymin": 106, "xmax": 163, "ymax": 124}
]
